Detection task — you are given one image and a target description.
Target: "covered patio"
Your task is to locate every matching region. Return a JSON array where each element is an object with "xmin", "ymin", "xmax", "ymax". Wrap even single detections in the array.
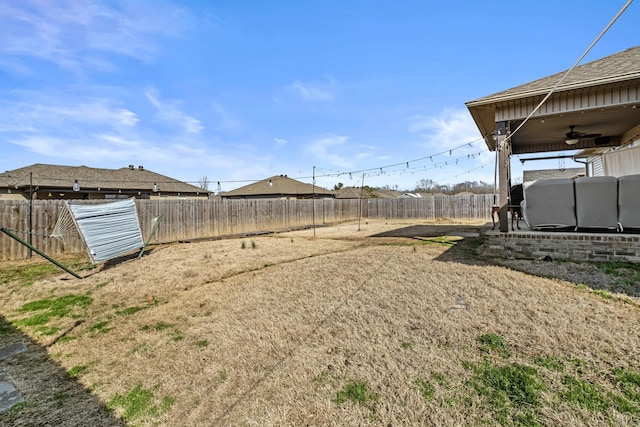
[{"xmin": 466, "ymin": 46, "xmax": 640, "ymax": 262}]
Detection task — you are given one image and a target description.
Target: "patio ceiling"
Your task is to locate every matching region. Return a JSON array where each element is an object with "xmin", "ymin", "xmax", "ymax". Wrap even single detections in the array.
[{"xmin": 466, "ymin": 46, "xmax": 640, "ymax": 155}]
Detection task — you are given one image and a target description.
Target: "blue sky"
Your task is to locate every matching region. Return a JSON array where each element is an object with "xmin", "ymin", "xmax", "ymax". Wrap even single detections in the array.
[{"xmin": 0, "ymin": 1, "xmax": 636, "ymax": 192}]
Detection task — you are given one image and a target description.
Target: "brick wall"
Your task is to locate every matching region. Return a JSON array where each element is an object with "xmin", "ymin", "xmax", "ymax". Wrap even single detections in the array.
[{"xmin": 481, "ymin": 231, "xmax": 640, "ymax": 263}]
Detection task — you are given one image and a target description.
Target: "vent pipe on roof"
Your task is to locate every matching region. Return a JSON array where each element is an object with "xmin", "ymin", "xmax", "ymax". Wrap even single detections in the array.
[
  {"xmin": 129, "ymin": 165, "xmax": 134, "ymax": 170},
  {"xmin": 138, "ymin": 165, "xmax": 144, "ymax": 171}
]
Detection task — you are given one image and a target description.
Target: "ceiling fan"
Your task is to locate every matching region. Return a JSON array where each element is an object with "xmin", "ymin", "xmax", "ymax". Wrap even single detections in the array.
[{"xmin": 565, "ymin": 125, "xmax": 602, "ymax": 145}]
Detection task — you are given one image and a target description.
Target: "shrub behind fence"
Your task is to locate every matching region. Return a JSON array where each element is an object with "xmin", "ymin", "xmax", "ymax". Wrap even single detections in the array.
[{"xmin": 0, "ymin": 195, "xmax": 494, "ymax": 261}]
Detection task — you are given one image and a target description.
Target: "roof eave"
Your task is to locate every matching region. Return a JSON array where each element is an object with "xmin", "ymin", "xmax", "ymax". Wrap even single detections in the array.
[{"xmin": 466, "ymin": 73, "xmax": 640, "ymax": 108}]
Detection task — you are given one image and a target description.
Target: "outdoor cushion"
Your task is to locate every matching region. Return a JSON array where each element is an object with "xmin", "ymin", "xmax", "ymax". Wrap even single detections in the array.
[
  {"xmin": 618, "ymin": 174, "xmax": 640, "ymax": 230},
  {"xmin": 522, "ymin": 179, "xmax": 576, "ymax": 230},
  {"xmin": 574, "ymin": 176, "xmax": 618, "ymax": 230}
]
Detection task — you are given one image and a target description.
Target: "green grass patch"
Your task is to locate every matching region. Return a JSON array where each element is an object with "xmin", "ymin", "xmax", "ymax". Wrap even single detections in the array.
[
  {"xmin": 416, "ymin": 236, "xmax": 459, "ymax": 247},
  {"xmin": 313, "ymin": 370, "xmax": 330, "ymax": 386},
  {"xmin": 431, "ymin": 371, "xmax": 449, "ymax": 387},
  {"xmin": 414, "ymin": 377, "xmax": 436, "ymax": 401},
  {"xmin": 593, "ymin": 261, "xmax": 640, "ymax": 287},
  {"xmin": 333, "ymin": 379, "xmax": 380, "ymax": 422},
  {"xmin": 608, "ymin": 391, "xmax": 640, "ymax": 416},
  {"xmin": 88, "ymin": 321, "xmax": 112, "ymax": 334},
  {"xmin": 36, "ymin": 325, "xmax": 60, "ymax": 335},
  {"xmin": 67, "ymin": 365, "xmax": 88, "ymax": 378},
  {"xmin": 477, "ymin": 333, "xmax": 510, "ymax": 358},
  {"xmin": 196, "ymin": 340, "xmax": 209, "ymax": 348},
  {"xmin": 400, "ymin": 341, "xmax": 413, "ymax": 349},
  {"xmin": 19, "ymin": 294, "xmax": 93, "ymax": 315},
  {"xmin": 465, "ymin": 360, "xmax": 544, "ymax": 425},
  {"xmin": 593, "ymin": 289, "xmax": 613, "ymax": 300},
  {"xmin": 171, "ymin": 329, "xmax": 184, "ymax": 341},
  {"xmin": 561, "ymin": 375, "xmax": 610, "ymax": 412},
  {"xmin": 334, "ymin": 379, "xmax": 379, "ymax": 408},
  {"xmin": 0, "ymin": 263, "xmax": 58, "ymax": 285},
  {"xmin": 612, "ymin": 367, "xmax": 640, "ymax": 402},
  {"xmin": 8, "ymin": 401, "xmax": 36, "ymax": 413},
  {"xmin": 107, "ymin": 384, "xmax": 175, "ymax": 423},
  {"xmin": 13, "ymin": 294, "xmax": 92, "ymax": 330},
  {"xmin": 141, "ymin": 321, "xmax": 174, "ymax": 332},
  {"xmin": 56, "ymin": 335, "xmax": 76, "ymax": 344},
  {"xmin": 534, "ymin": 355, "xmax": 565, "ymax": 372},
  {"xmin": 116, "ymin": 306, "xmax": 146, "ymax": 316},
  {"xmin": 0, "ymin": 259, "xmax": 93, "ymax": 285},
  {"xmin": 13, "ymin": 312, "xmax": 51, "ymax": 327}
]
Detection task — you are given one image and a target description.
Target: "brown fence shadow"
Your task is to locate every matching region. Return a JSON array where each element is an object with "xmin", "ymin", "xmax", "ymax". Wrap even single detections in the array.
[{"xmin": 0, "ymin": 315, "xmax": 124, "ymax": 426}]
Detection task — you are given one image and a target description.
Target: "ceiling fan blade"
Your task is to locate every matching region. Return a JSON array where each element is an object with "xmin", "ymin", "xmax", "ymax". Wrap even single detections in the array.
[{"xmin": 580, "ymin": 133, "xmax": 602, "ymax": 138}]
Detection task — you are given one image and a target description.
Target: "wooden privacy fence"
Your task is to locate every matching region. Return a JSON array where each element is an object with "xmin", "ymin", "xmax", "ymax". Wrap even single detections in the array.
[{"xmin": 0, "ymin": 195, "xmax": 495, "ymax": 261}]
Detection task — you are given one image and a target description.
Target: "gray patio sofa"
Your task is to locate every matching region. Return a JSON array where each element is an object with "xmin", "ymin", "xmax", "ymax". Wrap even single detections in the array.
[
  {"xmin": 522, "ymin": 174, "xmax": 640, "ymax": 232},
  {"xmin": 574, "ymin": 176, "xmax": 618, "ymax": 231},
  {"xmin": 618, "ymin": 174, "xmax": 640, "ymax": 230},
  {"xmin": 522, "ymin": 178, "xmax": 577, "ymax": 230}
]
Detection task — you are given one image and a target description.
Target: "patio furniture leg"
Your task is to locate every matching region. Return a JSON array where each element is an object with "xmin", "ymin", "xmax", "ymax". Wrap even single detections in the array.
[{"xmin": 491, "ymin": 206, "xmax": 500, "ymax": 230}]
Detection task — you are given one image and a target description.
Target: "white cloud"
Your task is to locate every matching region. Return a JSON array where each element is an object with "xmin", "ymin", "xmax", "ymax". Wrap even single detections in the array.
[
  {"xmin": 145, "ymin": 91, "xmax": 203, "ymax": 134},
  {"xmin": 0, "ymin": 0, "xmax": 191, "ymax": 74},
  {"xmin": 273, "ymin": 138, "xmax": 287, "ymax": 150},
  {"xmin": 308, "ymin": 134, "xmax": 352, "ymax": 168},
  {"xmin": 289, "ymin": 78, "xmax": 336, "ymax": 102},
  {"xmin": 405, "ymin": 108, "xmax": 494, "ymax": 182},
  {"xmin": 407, "ymin": 108, "xmax": 480, "ymax": 148},
  {"xmin": 212, "ymin": 103, "xmax": 242, "ymax": 132},
  {"xmin": 95, "ymin": 134, "xmax": 140, "ymax": 147},
  {"xmin": 0, "ymin": 97, "xmax": 139, "ymax": 131}
]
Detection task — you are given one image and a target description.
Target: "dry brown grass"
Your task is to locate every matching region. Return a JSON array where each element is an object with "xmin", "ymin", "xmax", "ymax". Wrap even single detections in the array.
[{"xmin": 1, "ymin": 219, "xmax": 640, "ymax": 426}]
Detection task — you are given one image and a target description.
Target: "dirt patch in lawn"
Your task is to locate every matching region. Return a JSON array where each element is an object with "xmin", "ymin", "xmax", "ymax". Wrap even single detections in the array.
[{"xmin": 2, "ymin": 219, "xmax": 640, "ymax": 426}]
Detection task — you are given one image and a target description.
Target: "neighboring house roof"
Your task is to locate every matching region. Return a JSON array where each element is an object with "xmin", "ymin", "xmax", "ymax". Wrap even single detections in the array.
[
  {"xmin": 467, "ymin": 46, "xmax": 640, "ymax": 106},
  {"xmin": 333, "ymin": 187, "xmax": 402, "ymax": 199},
  {"xmin": 0, "ymin": 164, "xmax": 208, "ymax": 195},
  {"xmin": 333, "ymin": 187, "xmax": 363, "ymax": 198},
  {"xmin": 219, "ymin": 175, "xmax": 334, "ymax": 198}
]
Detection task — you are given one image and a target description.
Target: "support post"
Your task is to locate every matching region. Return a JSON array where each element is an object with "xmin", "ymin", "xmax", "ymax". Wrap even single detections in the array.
[
  {"xmin": 312, "ymin": 166, "xmax": 316, "ymax": 236},
  {"xmin": 29, "ymin": 172, "xmax": 33, "ymax": 258},
  {"xmin": 496, "ymin": 122, "xmax": 511, "ymax": 232},
  {"xmin": 0, "ymin": 227, "xmax": 82, "ymax": 279},
  {"xmin": 138, "ymin": 215, "xmax": 163, "ymax": 259},
  {"xmin": 358, "ymin": 174, "xmax": 365, "ymax": 231}
]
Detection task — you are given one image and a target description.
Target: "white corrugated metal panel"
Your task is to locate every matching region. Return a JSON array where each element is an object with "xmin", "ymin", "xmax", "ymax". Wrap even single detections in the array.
[{"xmin": 68, "ymin": 198, "xmax": 144, "ymax": 263}]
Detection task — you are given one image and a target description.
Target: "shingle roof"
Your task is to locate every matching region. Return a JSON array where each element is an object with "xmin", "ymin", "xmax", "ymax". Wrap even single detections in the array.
[
  {"xmin": 334, "ymin": 187, "xmax": 401, "ymax": 198},
  {"xmin": 0, "ymin": 164, "xmax": 208, "ymax": 194},
  {"xmin": 466, "ymin": 46, "xmax": 640, "ymax": 106},
  {"xmin": 220, "ymin": 175, "xmax": 333, "ymax": 198}
]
